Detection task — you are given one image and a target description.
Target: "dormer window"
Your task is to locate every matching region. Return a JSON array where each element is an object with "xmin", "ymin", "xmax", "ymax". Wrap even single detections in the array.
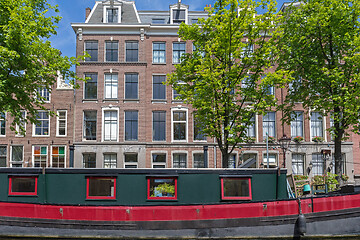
[
  {"xmin": 173, "ymin": 9, "xmax": 185, "ymax": 24},
  {"xmin": 103, "ymin": 5, "xmax": 121, "ymax": 23},
  {"xmin": 170, "ymin": 4, "xmax": 188, "ymax": 24},
  {"xmin": 107, "ymin": 8, "xmax": 118, "ymax": 23}
]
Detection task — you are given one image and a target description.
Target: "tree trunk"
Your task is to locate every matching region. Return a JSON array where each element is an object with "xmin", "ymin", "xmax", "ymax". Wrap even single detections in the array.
[
  {"xmin": 221, "ymin": 149, "xmax": 229, "ymax": 168},
  {"xmin": 334, "ymin": 128, "xmax": 344, "ymax": 185}
]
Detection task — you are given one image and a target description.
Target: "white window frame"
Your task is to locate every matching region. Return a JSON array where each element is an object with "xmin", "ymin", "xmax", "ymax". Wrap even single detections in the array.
[
  {"xmin": 151, "ymin": 151, "xmax": 167, "ymax": 168},
  {"xmin": 10, "ymin": 145, "xmax": 23, "ymax": 168},
  {"xmin": 37, "ymin": 87, "xmax": 51, "ymax": 103},
  {"xmin": 56, "ymin": 110, "xmax": 67, "ymax": 137},
  {"xmin": 103, "ymin": 153, "xmax": 117, "ymax": 168},
  {"xmin": 291, "ymin": 111, "xmax": 304, "ymax": 138},
  {"xmin": 263, "ymin": 112, "xmax": 276, "ymax": 139},
  {"xmin": 103, "ymin": 5, "xmax": 122, "ymax": 23},
  {"xmin": 263, "ymin": 152, "xmax": 278, "ymax": 167},
  {"xmin": 152, "ymin": 42, "xmax": 166, "ymax": 64},
  {"xmin": 102, "ymin": 107, "xmax": 119, "ymax": 142},
  {"xmin": 152, "ymin": 74, "xmax": 167, "ymax": 101},
  {"xmin": 170, "ymin": 5, "xmax": 188, "ymax": 24},
  {"xmin": 104, "ymin": 40, "xmax": 119, "ymax": 62},
  {"xmin": 104, "ymin": 73, "xmax": 118, "ymax": 99},
  {"xmin": 124, "ymin": 153, "xmax": 138, "ymax": 168},
  {"xmin": 15, "ymin": 111, "xmax": 26, "ymax": 137},
  {"xmin": 32, "ymin": 111, "xmax": 50, "ymax": 137},
  {"xmin": 310, "ymin": 111, "xmax": 325, "ymax": 141},
  {"xmin": 0, "ymin": 112, "xmax": 5, "ymax": 137},
  {"xmin": 172, "ymin": 151, "xmax": 188, "ymax": 168},
  {"xmin": 292, "ymin": 153, "xmax": 304, "ymax": 175},
  {"xmin": 51, "ymin": 146, "xmax": 66, "ymax": 168},
  {"xmin": 193, "ymin": 117, "xmax": 207, "ymax": 142},
  {"xmin": 172, "ymin": 42, "xmax": 186, "ymax": 64},
  {"xmin": 171, "ymin": 108, "xmax": 188, "ymax": 142},
  {"xmin": 192, "ymin": 151, "xmax": 207, "ymax": 168},
  {"xmin": 32, "ymin": 145, "xmax": 48, "ymax": 168}
]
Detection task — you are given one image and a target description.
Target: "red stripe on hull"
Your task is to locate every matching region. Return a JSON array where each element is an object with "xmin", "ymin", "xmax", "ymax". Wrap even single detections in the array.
[{"xmin": 1, "ymin": 194, "xmax": 360, "ymax": 222}]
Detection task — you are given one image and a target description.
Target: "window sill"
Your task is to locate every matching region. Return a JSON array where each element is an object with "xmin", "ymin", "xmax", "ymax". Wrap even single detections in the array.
[
  {"xmin": 152, "ymin": 100, "xmax": 167, "ymax": 103},
  {"xmin": 123, "ymin": 99, "xmax": 139, "ymax": 103},
  {"xmin": 103, "ymin": 99, "xmax": 119, "ymax": 103},
  {"xmin": 152, "ymin": 62, "xmax": 166, "ymax": 65},
  {"xmin": 82, "ymin": 99, "xmax": 98, "ymax": 103},
  {"xmin": 32, "ymin": 135, "xmax": 50, "ymax": 137}
]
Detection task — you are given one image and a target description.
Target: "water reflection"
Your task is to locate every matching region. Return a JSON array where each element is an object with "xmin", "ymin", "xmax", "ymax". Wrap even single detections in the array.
[{"xmin": 1, "ymin": 238, "xmax": 360, "ymax": 240}]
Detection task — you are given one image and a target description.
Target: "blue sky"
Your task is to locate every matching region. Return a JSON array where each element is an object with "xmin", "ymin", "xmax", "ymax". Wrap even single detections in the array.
[{"xmin": 48, "ymin": 0, "xmax": 288, "ymax": 60}]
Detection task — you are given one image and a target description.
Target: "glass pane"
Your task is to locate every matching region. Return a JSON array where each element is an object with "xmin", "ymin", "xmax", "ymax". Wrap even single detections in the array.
[
  {"xmin": 88, "ymin": 178, "xmax": 115, "ymax": 197},
  {"xmin": 223, "ymin": 178, "xmax": 249, "ymax": 197},
  {"xmin": 11, "ymin": 178, "xmax": 36, "ymax": 193},
  {"xmin": 149, "ymin": 178, "xmax": 175, "ymax": 198}
]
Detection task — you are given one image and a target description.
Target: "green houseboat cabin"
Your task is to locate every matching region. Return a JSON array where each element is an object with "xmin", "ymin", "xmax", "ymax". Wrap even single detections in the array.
[{"xmin": 0, "ymin": 168, "xmax": 287, "ymax": 205}]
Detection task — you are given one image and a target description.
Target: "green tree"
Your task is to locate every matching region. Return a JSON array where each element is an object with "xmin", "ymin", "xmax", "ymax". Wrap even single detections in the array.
[
  {"xmin": 168, "ymin": 0, "xmax": 278, "ymax": 167},
  {"xmin": 275, "ymin": 0, "xmax": 360, "ymax": 181},
  {"xmin": 0, "ymin": 0, "xmax": 81, "ymax": 131}
]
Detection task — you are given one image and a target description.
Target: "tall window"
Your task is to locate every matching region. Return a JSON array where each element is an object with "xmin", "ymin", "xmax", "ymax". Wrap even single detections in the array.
[
  {"xmin": 152, "ymin": 153, "xmax": 166, "ymax": 168},
  {"xmin": 10, "ymin": 146, "xmax": 23, "ymax": 167},
  {"xmin": 311, "ymin": 112, "xmax": 323, "ymax": 138},
  {"xmin": 125, "ymin": 73, "xmax": 138, "ymax": 99},
  {"xmin": 37, "ymin": 87, "xmax": 50, "ymax": 102},
  {"xmin": 173, "ymin": 42, "xmax": 186, "ymax": 64},
  {"xmin": 84, "ymin": 73, "xmax": 97, "ymax": 99},
  {"xmin": 104, "ymin": 154, "xmax": 117, "ymax": 168},
  {"xmin": 125, "ymin": 41, "xmax": 138, "ymax": 62},
  {"xmin": 152, "ymin": 75, "xmax": 166, "ymax": 100},
  {"xmin": 125, "ymin": 111, "xmax": 138, "ymax": 141},
  {"xmin": 173, "ymin": 153, "xmax": 187, "ymax": 168},
  {"xmin": 103, "ymin": 110, "xmax": 118, "ymax": 141},
  {"xmin": 0, "ymin": 113, "xmax": 5, "ymax": 136},
  {"xmin": 153, "ymin": 42, "xmax": 166, "ymax": 63},
  {"xmin": 245, "ymin": 115, "xmax": 256, "ymax": 138},
  {"xmin": 51, "ymin": 146, "xmax": 65, "ymax": 168},
  {"xmin": 124, "ymin": 153, "xmax": 138, "ymax": 168},
  {"xmin": 84, "ymin": 111, "xmax": 97, "ymax": 140},
  {"xmin": 194, "ymin": 118, "xmax": 206, "ymax": 141},
  {"xmin": 173, "ymin": 111, "xmax": 187, "ymax": 141},
  {"xmin": 153, "ymin": 111, "xmax": 166, "ymax": 141},
  {"xmin": 241, "ymin": 44, "xmax": 254, "ymax": 58},
  {"xmin": 104, "ymin": 73, "xmax": 118, "ymax": 99},
  {"xmin": 263, "ymin": 112, "xmax": 275, "ymax": 139},
  {"xmin": 172, "ymin": 9, "xmax": 186, "ymax": 24},
  {"xmin": 289, "ymin": 78, "xmax": 302, "ymax": 93},
  {"xmin": 292, "ymin": 154, "xmax": 304, "ymax": 175},
  {"xmin": 0, "ymin": 146, "xmax": 6, "ymax": 167},
  {"xmin": 193, "ymin": 153, "xmax": 205, "ymax": 168},
  {"xmin": 34, "ymin": 111, "xmax": 49, "ymax": 136},
  {"xmin": 105, "ymin": 41, "xmax": 118, "ymax": 62},
  {"xmin": 33, "ymin": 146, "xmax": 47, "ymax": 168},
  {"xmin": 16, "ymin": 111, "xmax": 26, "ymax": 136},
  {"xmin": 83, "ymin": 153, "xmax": 96, "ymax": 168},
  {"xmin": 291, "ymin": 111, "xmax": 303, "ymax": 138},
  {"xmin": 57, "ymin": 110, "xmax": 67, "ymax": 136},
  {"xmin": 85, "ymin": 41, "xmax": 98, "ymax": 62},
  {"xmin": 106, "ymin": 8, "xmax": 118, "ymax": 23},
  {"xmin": 312, "ymin": 153, "xmax": 324, "ymax": 175}
]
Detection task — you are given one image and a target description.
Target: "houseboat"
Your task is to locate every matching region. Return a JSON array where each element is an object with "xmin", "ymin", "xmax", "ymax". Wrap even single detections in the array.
[{"xmin": 0, "ymin": 167, "xmax": 359, "ymax": 239}]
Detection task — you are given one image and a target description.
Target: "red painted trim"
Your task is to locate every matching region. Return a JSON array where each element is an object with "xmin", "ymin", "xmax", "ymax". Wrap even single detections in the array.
[
  {"xmin": 147, "ymin": 177, "xmax": 177, "ymax": 200},
  {"xmin": 221, "ymin": 178, "xmax": 252, "ymax": 200},
  {"xmin": 8, "ymin": 177, "xmax": 38, "ymax": 196},
  {"xmin": 86, "ymin": 177, "xmax": 116, "ymax": 200},
  {"xmin": 1, "ymin": 193, "xmax": 360, "ymax": 222}
]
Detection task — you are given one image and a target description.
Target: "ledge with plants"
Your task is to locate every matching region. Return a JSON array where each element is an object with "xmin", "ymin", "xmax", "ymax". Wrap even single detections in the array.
[
  {"xmin": 312, "ymin": 136, "xmax": 324, "ymax": 143},
  {"xmin": 293, "ymin": 136, "xmax": 304, "ymax": 143}
]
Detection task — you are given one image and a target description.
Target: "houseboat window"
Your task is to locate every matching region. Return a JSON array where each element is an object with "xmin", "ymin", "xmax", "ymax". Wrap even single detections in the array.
[
  {"xmin": 147, "ymin": 177, "xmax": 177, "ymax": 200},
  {"xmin": 221, "ymin": 177, "xmax": 252, "ymax": 200},
  {"xmin": 9, "ymin": 176, "xmax": 38, "ymax": 196},
  {"xmin": 86, "ymin": 177, "xmax": 116, "ymax": 200}
]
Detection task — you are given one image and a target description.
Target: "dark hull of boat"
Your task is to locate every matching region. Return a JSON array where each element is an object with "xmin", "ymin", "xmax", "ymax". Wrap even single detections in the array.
[{"xmin": 0, "ymin": 193, "xmax": 360, "ymax": 239}]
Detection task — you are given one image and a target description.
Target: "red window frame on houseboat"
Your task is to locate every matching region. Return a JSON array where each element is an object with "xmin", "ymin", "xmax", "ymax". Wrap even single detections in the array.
[
  {"xmin": 221, "ymin": 177, "xmax": 252, "ymax": 200},
  {"xmin": 147, "ymin": 177, "xmax": 178, "ymax": 200},
  {"xmin": 8, "ymin": 176, "xmax": 38, "ymax": 196},
  {"xmin": 86, "ymin": 177, "xmax": 117, "ymax": 200}
]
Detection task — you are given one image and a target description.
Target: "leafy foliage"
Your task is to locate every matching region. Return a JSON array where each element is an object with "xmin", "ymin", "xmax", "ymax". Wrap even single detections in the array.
[
  {"xmin": 168, "ymin": 0, "xmax": 279, "ymax": 167},
  {"xmin": 0, "ymin": 0, "xmax": 82, "ymax": 130},
  {"xmin": 275, "ymin": 0, "xmax": 360, "ymax": 178}
]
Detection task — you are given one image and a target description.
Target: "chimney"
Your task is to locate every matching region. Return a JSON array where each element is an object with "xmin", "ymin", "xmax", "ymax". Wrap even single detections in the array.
[{"xmin": 85, "ymin": 7, "xmax": 91, "ymax": 21}]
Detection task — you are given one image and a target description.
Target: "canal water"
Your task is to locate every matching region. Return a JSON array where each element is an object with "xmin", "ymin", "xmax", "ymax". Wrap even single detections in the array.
[{"xmin": 1, "ymin": 237, "xmax": 360, "ymax": 240}]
